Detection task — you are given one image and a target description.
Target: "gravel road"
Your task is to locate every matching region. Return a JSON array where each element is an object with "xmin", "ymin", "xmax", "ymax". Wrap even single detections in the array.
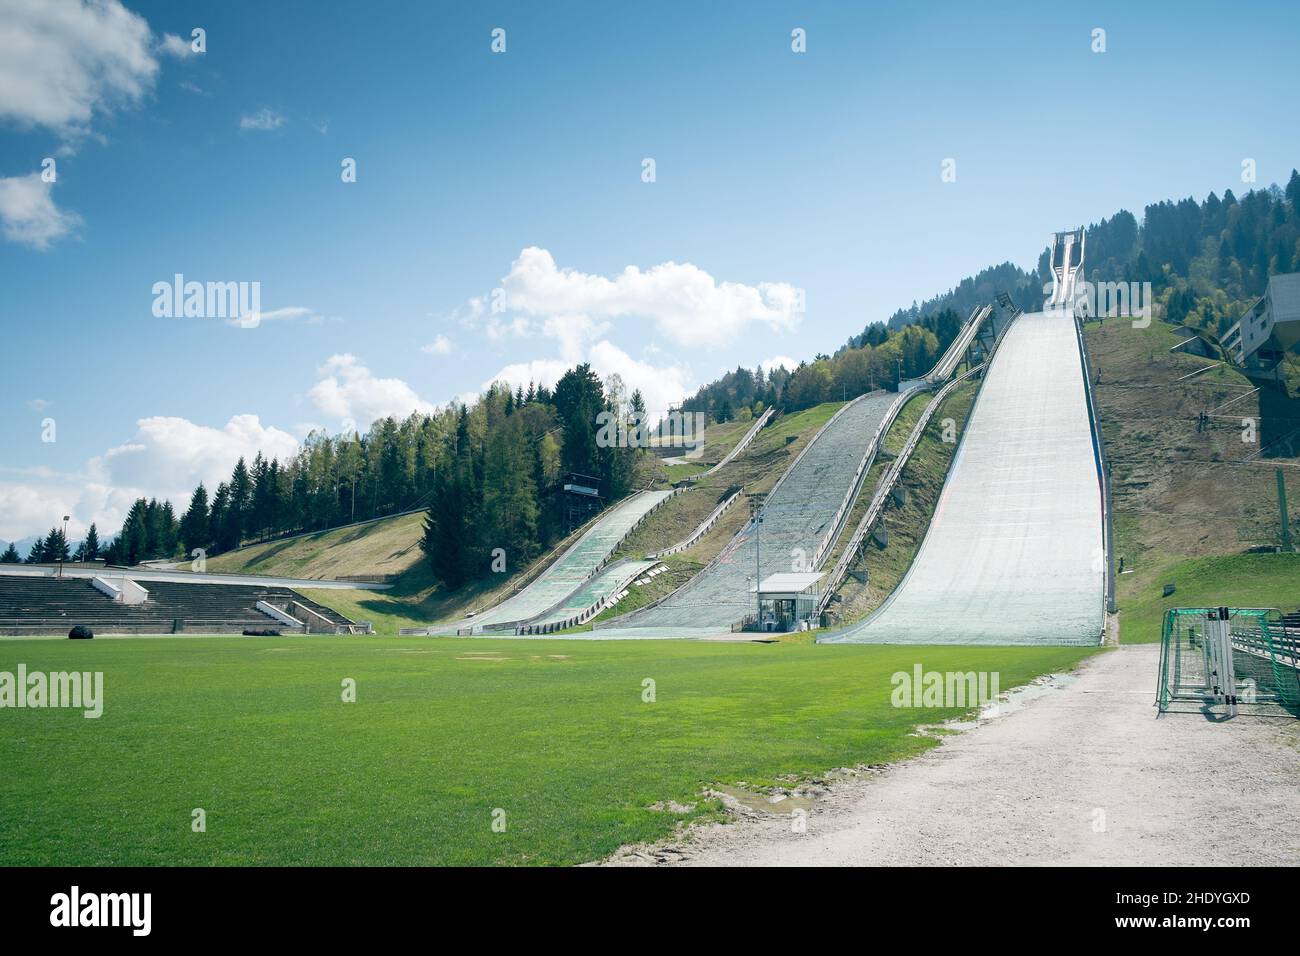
[{"xmin": 604, "ymin": 644, "xmax": 1300, "ymax": 866}]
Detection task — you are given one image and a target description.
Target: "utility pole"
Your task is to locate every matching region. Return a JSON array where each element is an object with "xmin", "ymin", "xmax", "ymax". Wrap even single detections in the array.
[
  {"xmin": 59, "ymin": 514, "xmax": 69, "ymax": 578},
  {"xmin": 749, "ymin": 493, "xmax": 766, "ymax": 629},
  {"xmin": 1279, "ymin": 469, "xmax": 1293, "ymax": 553}
]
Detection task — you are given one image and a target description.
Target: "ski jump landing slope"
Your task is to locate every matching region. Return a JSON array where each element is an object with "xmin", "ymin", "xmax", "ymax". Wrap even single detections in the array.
[
  {"xmin": 822, "ymin": 308, "xmax": 1105, "ymax": 646},
  {"xmin": 448, "ymin": 489, "xmax": 673, "ymax": 633},
  {"xmin": 601, "ymin": 392, "xmax": 904, "ymax": 637}
]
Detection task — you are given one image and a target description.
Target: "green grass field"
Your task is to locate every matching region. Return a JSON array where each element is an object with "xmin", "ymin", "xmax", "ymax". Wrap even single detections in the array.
[
  {"xmin": 0, "ymin": 635, "xmax": 1095, "ymax": 865},
  {"xmin": 205, "ymin": 512, "xmax": 426, "ymax": 579},
  {"xmin": 1118, "ymin": 551, "xmax": 1300, "ymax": 643}
]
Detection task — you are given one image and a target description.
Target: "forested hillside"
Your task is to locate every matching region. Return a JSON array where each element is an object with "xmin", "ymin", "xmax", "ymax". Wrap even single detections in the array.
[{"xmin": 101, "ymin": 367, "xmax": 641, "ymax": 590}]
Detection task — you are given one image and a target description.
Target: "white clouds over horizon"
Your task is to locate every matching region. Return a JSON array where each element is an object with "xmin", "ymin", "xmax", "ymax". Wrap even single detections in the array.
[
  {"xmin": 493, "ymin": 246, "xmax": 802, "ymax": 349},
  {"xmin": 0, "ymin": 414, "xmax": 298, "ymax": 542},
  {"xmin": 0, "ymin": 0, "xmax": 158, "ymax": 137},
  {"xmin": 308, "ymin": 354, "xmax": 437, "ymax": 426},
  {"xmin": 760, "ymin": 355, "xmax": 799, "ymax": 374},
  {"xmin": 460, "ymin": 246, "xmax": 806, "ymax": 418},
  {"xmin": 484, "ymin": 339, "xmax": 693, "ymax": 422}
]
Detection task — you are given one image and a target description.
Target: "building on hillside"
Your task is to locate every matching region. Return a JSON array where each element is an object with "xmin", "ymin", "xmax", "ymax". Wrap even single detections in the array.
[
  {"xmin": 561, "ymin": 472, "xmax": 603, "ymax": 532},
  {"xmin": 751, "ymin": 572, "xmax": 824, "ymax": 632},
  {"xmin": 1223, "ymin": 273, "xmax": 1300, "ymax": 379}
]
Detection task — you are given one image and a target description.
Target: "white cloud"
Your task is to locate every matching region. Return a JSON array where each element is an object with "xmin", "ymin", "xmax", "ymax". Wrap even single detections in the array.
[
  {"xmin": 308, "ymin": 354, "xmax": 436, "ymax": 425},
  {"xmin": 491, "ymin": 246, "xmax": 802, "ymax": 348},
  {"xmin": 485, "ymin": 340, "xmax": 692, "ymax": 423},
  {"xmin": 26, "ymin": 398, "xmax": 52, "ymax": 412},
  {"xmin": 239, "ymin": 108, "xmax": 285, "ymax": 131},
  {"xmin": 158, "ymin": 33, "xmax": 195, "ymax": 58},
  {"xmin": 224, "ymin": 305, "xmax": 320, "ymax": 328},
  {"xmin": 0, "ymin": 482, "xmax": 86, "ymax": 543},
  {"xmin": 0, "ymin": 413, "xmax": 299, "ymax": 542},
  {"xmin": 422, "ymin": 334, "xmax": 453, "ymax": 355},
  {"xmin": 0, "ymin": 0, "xmax": 159, "ymax": 137},
  {"xmin": 90, "ymin": 414, "xmax": 297, "ymax": 498},
  {"xmin": 483, "ymin": 315, "xmax": 532, "ymax": 342},
  {"xmin": 760, "ymin": 355, "xmax": 798, "ymax": 374},
  {"xmin": 0, "ymin": 172, "xmax": 82, "ymax": 249}
]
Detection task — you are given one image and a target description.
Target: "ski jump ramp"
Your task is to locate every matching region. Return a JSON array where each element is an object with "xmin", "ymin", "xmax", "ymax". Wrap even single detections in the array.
[
  {"xmin": 823, "ymin": 243, "xmax": 1105, "ymax": 646},
  {"xmin": 433, "ymin": 489, "xmax": 674, "ymax": 634},
  {"xmin": 598, "ymin": 391, "xmax": 906, "ymax": 637}
]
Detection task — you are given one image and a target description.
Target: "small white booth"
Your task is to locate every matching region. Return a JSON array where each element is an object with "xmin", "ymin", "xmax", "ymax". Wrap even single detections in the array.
[{"xmin": 750, "ymin": 572, "xmax": 824, "ymax": 632}]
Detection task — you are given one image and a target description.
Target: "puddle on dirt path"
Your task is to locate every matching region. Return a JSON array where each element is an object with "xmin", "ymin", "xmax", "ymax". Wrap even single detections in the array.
[
  {"xmin": 712, "ymin": 784, "xmax": 816, "ymax": 815},
  {"xmin": 922, "ymin": 672, "xmax": 1078, "ymax": 735}
]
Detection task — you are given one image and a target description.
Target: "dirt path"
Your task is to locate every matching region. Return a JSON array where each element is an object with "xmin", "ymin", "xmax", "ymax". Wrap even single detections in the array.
[{"xmin": 604, "ymin": 645, "xmax": 1300, "ymax": 866}]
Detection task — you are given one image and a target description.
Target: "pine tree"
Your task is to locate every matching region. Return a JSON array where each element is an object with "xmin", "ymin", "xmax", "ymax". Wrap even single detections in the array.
[
  {"xmin": 160, "ymin": 500, "xmax": 179, "ymax": 556},
  {"xmin": 180, "ymin": 485, "xmax": 209, "ymax": 557},
  {"xmin": 1, "ymin": 542, "xmax": 20, "ymax": 563},
  {"xmin": 223, "ymin": 458, "xmax": 251, "ymax": 551},
  {"xmin": 25, "ymin": 536, "xmax": 45, "ymax": 563},
  {"xmin": 83, "ymin": 523, "xmax": 100, "ymax": 561},
  {"xmin": 208, "ymin": 482, "xmax": 231, "ymax": 552},
  {"xmin": 481, "ymin": 414, "xmax": 539, "ymax": 568},
  {"xmin": 43, "ymin": 526, "xmax": 70, "ymax": 563},
  {"xmin": 119, "ymin": 500, "xmax": 148, "ymax": 565},
  {"xmin": 423, "ymin": 459, "xmax": 466, "ymax": 588},
  {"xmin": 553, "ymin": 364, "xmax": 604, "ymax": 479}
]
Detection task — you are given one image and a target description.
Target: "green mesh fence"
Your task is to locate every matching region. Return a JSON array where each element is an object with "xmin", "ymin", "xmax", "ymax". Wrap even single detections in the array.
[{"xmin": 1157, "ymin": 607, "xmax": 1300, "ymax": 715}]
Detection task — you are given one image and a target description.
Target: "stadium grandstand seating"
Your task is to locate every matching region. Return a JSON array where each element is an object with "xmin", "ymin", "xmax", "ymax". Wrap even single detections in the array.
[{"xmin": 0, "ymin": 574, "xmax": 364, "ymax": 636}]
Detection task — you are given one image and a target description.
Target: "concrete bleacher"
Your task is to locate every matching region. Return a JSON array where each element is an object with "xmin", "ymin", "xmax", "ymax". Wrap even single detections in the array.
[{"xmin": 0, "ymin": 574, "xmax": 363, "ymax": 636}]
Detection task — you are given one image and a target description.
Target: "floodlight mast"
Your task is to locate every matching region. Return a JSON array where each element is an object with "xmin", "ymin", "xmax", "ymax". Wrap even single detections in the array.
[
  {"xmin": 59, "ymin": 514, "xmax": 69, "ymax": 579},
  {"xmin": 755, "ymin": 504, "xmax": 762, "ymax": 626}
]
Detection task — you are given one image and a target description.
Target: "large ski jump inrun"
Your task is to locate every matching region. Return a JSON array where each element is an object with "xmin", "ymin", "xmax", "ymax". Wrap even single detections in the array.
[{"xmin": 822, "ymin": 307, "xmax": 1105, "ymax": 646}]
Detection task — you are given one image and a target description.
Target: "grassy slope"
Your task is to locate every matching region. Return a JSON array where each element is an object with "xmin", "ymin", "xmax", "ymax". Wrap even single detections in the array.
[
  {"xmin": 1115, "ymin": 552, "xmax": 1299, "ymax": 643},
  {"xmin": 204, "ymin": 512, "xmax": 426, "ymax": 579},
  {"xmin": 296, "ymin": 517, "xmax": 609, "ymax": 635},
  {"xmin": 0, "ymin": 635, "xmax": 1095, "ymax": 865},
  {"xmin": 1084, "ymin": 320, "xmax": 1300, "ymax": 640}
]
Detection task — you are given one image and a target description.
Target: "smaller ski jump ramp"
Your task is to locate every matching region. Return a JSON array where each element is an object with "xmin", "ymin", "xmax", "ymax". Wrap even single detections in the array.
[{"xmin": 444, "ymin": 489, "xmax": 674, "ymax": 633}]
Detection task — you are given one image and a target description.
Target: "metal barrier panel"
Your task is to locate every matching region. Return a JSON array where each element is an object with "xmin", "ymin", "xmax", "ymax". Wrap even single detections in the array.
[{"xmin": 1158, "ymin": 607, "xmax": 1299, "ymax": 714}]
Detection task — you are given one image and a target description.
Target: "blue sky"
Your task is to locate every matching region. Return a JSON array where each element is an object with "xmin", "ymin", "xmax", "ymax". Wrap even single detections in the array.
[{"xmin": 2, "ymin": 0, "xmax": 1299, "ymax": 542}]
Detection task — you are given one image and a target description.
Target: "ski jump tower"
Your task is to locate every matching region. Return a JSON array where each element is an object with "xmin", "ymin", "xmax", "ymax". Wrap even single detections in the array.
[{"xmin": 1049, "ymin": 228, "xmax": 1086, "ymax": 311}]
